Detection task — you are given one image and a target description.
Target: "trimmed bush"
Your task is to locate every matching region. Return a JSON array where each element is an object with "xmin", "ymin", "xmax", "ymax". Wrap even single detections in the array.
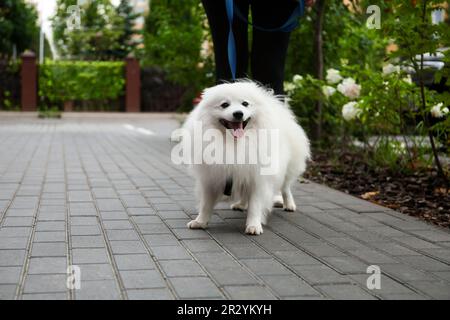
[{"xmin": 39, "ymin": 60, "xmax": 125, "ymax": 104}]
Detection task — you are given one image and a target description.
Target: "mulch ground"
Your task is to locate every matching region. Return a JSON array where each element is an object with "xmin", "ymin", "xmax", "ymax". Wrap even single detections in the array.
[{"xmin": 304, "ymin": 150, "xmax": 450, "ymax": 228}]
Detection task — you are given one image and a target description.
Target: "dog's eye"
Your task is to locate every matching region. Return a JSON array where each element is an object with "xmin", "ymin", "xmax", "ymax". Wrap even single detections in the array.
[
  {"xmin": 242, "ymin": 101, "xmax": 249, "ymax": 107},
  {"xmin": 220, "ymin": 102, "xmax": 230, "ymax": 108}
]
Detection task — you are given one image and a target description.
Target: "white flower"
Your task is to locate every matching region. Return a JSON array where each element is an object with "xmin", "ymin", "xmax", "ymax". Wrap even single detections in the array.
[
  {"xmin": 403, "ymin": 75, "xmax": 413, "ymax": 84},
  {"xmin": 322, "ymin": 85, "xmax": 336, "ymax": 98},
  {"xmin": 326, "ymin": 68, "xmax": 343, "ymax": 84},
  {"xmin": 293, "ymin": 74, "xmax": 303, "ymax": 83},
  {"xmin": 284, "ymin": 82, "xmax": 296, "ymax": 93},
  {"xmin": 391, "ymin": 141, "xmax": 407, "ymax": 155},
  {"xmin": 383, "ymin": 64, "xmax": 401, "ymax": 76},
  {"xmin": 337, "ymin": 77, "xmax": 361, "ymax": 100},
  {"xmin": 342, "ymin": 101, "xmax": 362, "ymax": 121},
  {"xmin": 431, "ymin": 102, "xmax": 448, "ymax": 118}
]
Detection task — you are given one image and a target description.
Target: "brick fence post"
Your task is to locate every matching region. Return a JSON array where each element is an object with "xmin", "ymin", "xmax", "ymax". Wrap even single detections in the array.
[
  {"xmin": 125, "ymin": 55, "xmax": 141, "ymax": 112},
  {"xmin": 21, "ymin": 51, "xmax": 38, "ymax": 111}
]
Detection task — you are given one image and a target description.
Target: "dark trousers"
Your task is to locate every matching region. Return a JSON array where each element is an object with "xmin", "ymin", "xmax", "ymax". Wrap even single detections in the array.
[{"xmin": 202, "ymin": 0, "xmax": 298, "ymax": 95}]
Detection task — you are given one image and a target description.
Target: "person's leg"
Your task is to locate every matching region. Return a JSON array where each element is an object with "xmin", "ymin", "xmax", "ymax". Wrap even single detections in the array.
[
  {"xmin": 201, "ymin": 0, "xmax": 250, "ymax": 82},
  {"xmin": 250, "ymin": 0, "xmax": 298, "ymax": 95}
]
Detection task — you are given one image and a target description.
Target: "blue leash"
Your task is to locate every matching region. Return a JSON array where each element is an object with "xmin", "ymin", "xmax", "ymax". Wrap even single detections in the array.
[{"xmin": 225, "ymin": 0, "xmax": 306, "ymax": 80}]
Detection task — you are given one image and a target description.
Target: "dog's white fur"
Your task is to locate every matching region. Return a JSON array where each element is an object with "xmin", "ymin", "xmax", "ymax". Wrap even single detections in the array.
[{"xmin": 182, "ymin": 81, "xmax": 310, "ymax": 235}]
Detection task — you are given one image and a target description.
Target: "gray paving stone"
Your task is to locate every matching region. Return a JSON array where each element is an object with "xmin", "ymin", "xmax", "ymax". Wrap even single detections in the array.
[
  {"xmin": 0, "ymin": 284, "xmax": 16, "ymax": 299},
  {"xmin": 433, "ymin": 271, "xmax": 450, "ymax": 282},
  {"xmin": 110, "ymin": 240, "xmax": 147, "ymax": 254},
  {"xmin": 158, "ymin": 210, "xmax": 190, "ymax": 220},
  {"xmin": 172, "ymin": 228, "xmax": 211, "ymax": 240},
  {"xmin": 0, "ymin": 266, "xmax": 22, "ymax": 284},
  {"xmin": 380, "ymin": 263, "xmax": 437, "ymax": 282},
  {"xmin": 261, "ymin": 275, "xmax": 321, "ymax": 297},
  {"xmin": 369, "ymin": 241, "xmax": 422, "ymax": 256},
  {"xmin": 36, "ymin": 221, "xmax": 65, "ymax": 232},
  {"xmin": 317, "ymin": 283, "xmax": 377, "ymax": 300},
  {"xmin": 5, "ymin": 209, "xmax": 35, "ymax": 217},
  {"xmin": 71, "ymin": 217, "xmax": 98, "ymax": 226},
  {"xmin": 392, "ymin": 236, "xmax": 441, "ymax": 250},
  {"xmin": 69, "ymin": 202, "xmax": 97, "ymax": 216},
  {"xmin": 182, "ymin": 240, "xmax": 223, "ymax": 253},
  {"xmin": 195, "ymin": 252, "xmax": 259, "ymax": 286},
  {"xmin": 225, "ymin": 244, "xmax": 272, "ymax": 259},
  {"xmin": 410, "ymin": 230, "xmax": 450, "ymax": 243},
  {"xmin": 120, "ymin": 269, "xmax": 165, "ymax": 289},
  {"xmin": 75, "ymin": 280, "xmax": 121, "ymax": 300},
  {"xmin": 68, "ymin": 191, "xmax": 92, "ymax": 202},
  {"xmin": 75, "ymin": 264, "xmax": 115, "ymax": 281},
  {"xmin": 103, "ymin": 220, "xmax": 133, "ymax": 230},
  {"xmin": 99, "ymin": 211, "xmax": 129, "ymax": 220},
  {"xmin": 398, "ymin": 255, "xmax": 450, "ymax": 272},
  {"xmin": 136, "ymin": 223, "xmax": 170, "ymax": 235},
  {"xmin": 31, "ymin": 242, "xmax": 66, "ymax": 257},
  {"xmin": 2, "ymin": 217, "xmax": 34, "ymax": 227},
  {"xmin": 224, "ymin": 285, "xmax": 277, "ymax": 300},
  {"xmin": 409, "ymin": 281, "xmax": 450, "ymax": 299},
  {"xmin": 144, "ymin": 234, "xmax": 179, "ymax": 247},
  {"xmin": 151, "ymin": 245, "xmax": 192, "ymax": 260},
  {"xmin": 22, "ymin": 292, "xmax": 67, "ymax": 300},
  {"xmin": 242, "ymin": 259, "xmax": 291, "ymax": 276},
  {"xmin": 71, "ymin": 225, "xmax": 101, "ymax": 236},
  {"xmin": 72, "ymin": 248, "xmax": 109, "ymax": 264},
  {"xmin": 322, "ymin": 256, "xmax": 370, "ymax": 274},
  {"xmin": 71, "ymin": 235, "xmax": 105, "ymax": 248},
  {"xmin": 38, "ymin": 211, "xmax": 65, "ymax": 221},
  {"xmin": 28, "ymin": 257, "xmax": 67, "ymax": 274},
  {"xmin": 0, "ymin": 250, "xmax": 26, "ymax": 266},
  {"xmin": 169, "ymin": 277, "xmax": 223, "ymax": 299},
  {"xmin": 350, "ymin": 248, "xmax": 398, "ymax": 264},
  {"xmin": 293, "ymin": 265, "xmax": 351, "ymax": 285},
  {"xmin": 106, "ymin": 229, "xmax": 139, "ymax": 241},
  {"xmin": 114, "ymin": 254, "xmax": 155, "ymax": 270},
  {"xmin": 165, "ymin": 219, "xmax": 191, "ymax": 229},
  {"xmin": 274, "ymin": 250, "xmax": 320, "ymax": 266},
  {"xmin": 127, "ymin": 288, "xmax": 174, "ymax": 300},
  {"xmin": 426, "ymin": 249, "xmax": 450, "ymax": 263},
  {"xmin": 0, "ymin": 237, "xmax": 29, "ymax": 249},
  {"xmin": 24, "ymin": 274, "xmax": 67, "ymax": 293},
  {"xmin": 127, "ymin": 207, "xmax": 156, "ymax": 216},
  {"xmin": 381, "ymin": 292, "xmax": 427, "ymax": 300},
  {"xmin": 0, "ymin": 227, "xmax": 31, "ymax": 237},
  {"xmin": 160, "ymin": 260, "xmax": 206, "ymax": 277},
  {"xmin": 96, "ymin": 199, "xmax": 124, "ymax": 212}
]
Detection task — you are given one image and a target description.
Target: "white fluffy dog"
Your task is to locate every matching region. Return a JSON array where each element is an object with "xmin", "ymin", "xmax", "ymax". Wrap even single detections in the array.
[{"xmin": 178, "ymin": 81, "xmax": 310, "ymax": 235}]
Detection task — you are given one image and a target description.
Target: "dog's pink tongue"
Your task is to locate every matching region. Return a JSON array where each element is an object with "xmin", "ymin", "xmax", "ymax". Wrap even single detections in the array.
[{"xmin": 230, "ymin": 122, "xmax": 244, "ymax": 139}]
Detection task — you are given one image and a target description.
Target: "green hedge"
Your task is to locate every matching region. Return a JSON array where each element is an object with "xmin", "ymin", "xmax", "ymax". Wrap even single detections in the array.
[{"xmin": 39, "ymin": 60, "xmax": 125, "ymax": 103}]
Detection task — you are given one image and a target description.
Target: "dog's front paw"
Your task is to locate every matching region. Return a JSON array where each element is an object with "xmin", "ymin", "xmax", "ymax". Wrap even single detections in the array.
[
  {"xmin": 273, "ymin": 194, "xmax": 284, "ymax": 208},
  {"xmin": 284, "ymin": 202, "xmax": 296, "ymax": 212},
  {"xmin": 245, "ymin": 224, "xmax": 263, "ymax": 235},
  {"xmin": 187, "ymin": 219, "xmax": 207, "ymax": 229},
  {"xmin": 231, "ymin": 201, "xmax": 247, "ymax": 211}
]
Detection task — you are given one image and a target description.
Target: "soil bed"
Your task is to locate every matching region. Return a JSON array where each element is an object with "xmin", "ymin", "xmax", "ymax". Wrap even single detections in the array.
[{"xmin": 304, "ymin": 150, "xmax": 450, "ymax": 228}]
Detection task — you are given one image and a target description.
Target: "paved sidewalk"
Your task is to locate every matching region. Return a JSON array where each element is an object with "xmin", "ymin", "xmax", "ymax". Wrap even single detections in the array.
[{"xmin": 0, "ymin": 114, "xmax": 450, "ymax": 300}]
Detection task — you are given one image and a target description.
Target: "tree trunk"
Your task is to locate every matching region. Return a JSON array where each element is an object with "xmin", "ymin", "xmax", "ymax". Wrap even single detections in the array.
[{"xmin": 313, "ymin": 0, "xmax": 326, "ymax": 142}]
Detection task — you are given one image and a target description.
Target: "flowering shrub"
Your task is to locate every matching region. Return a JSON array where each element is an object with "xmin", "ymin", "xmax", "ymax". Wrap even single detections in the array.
[
  {"xmin": 286, "ymin": 60, "xmax": 449, "ymax": 173},
  {"xmin": 287, "ymin": 1, "xmax": 450, "ymax": 182}
]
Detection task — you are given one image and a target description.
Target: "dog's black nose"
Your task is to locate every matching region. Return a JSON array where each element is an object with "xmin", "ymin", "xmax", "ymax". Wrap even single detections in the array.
[{"xmin": 233, "ymin": 111, "xmax": 244, "ymax": 120}]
